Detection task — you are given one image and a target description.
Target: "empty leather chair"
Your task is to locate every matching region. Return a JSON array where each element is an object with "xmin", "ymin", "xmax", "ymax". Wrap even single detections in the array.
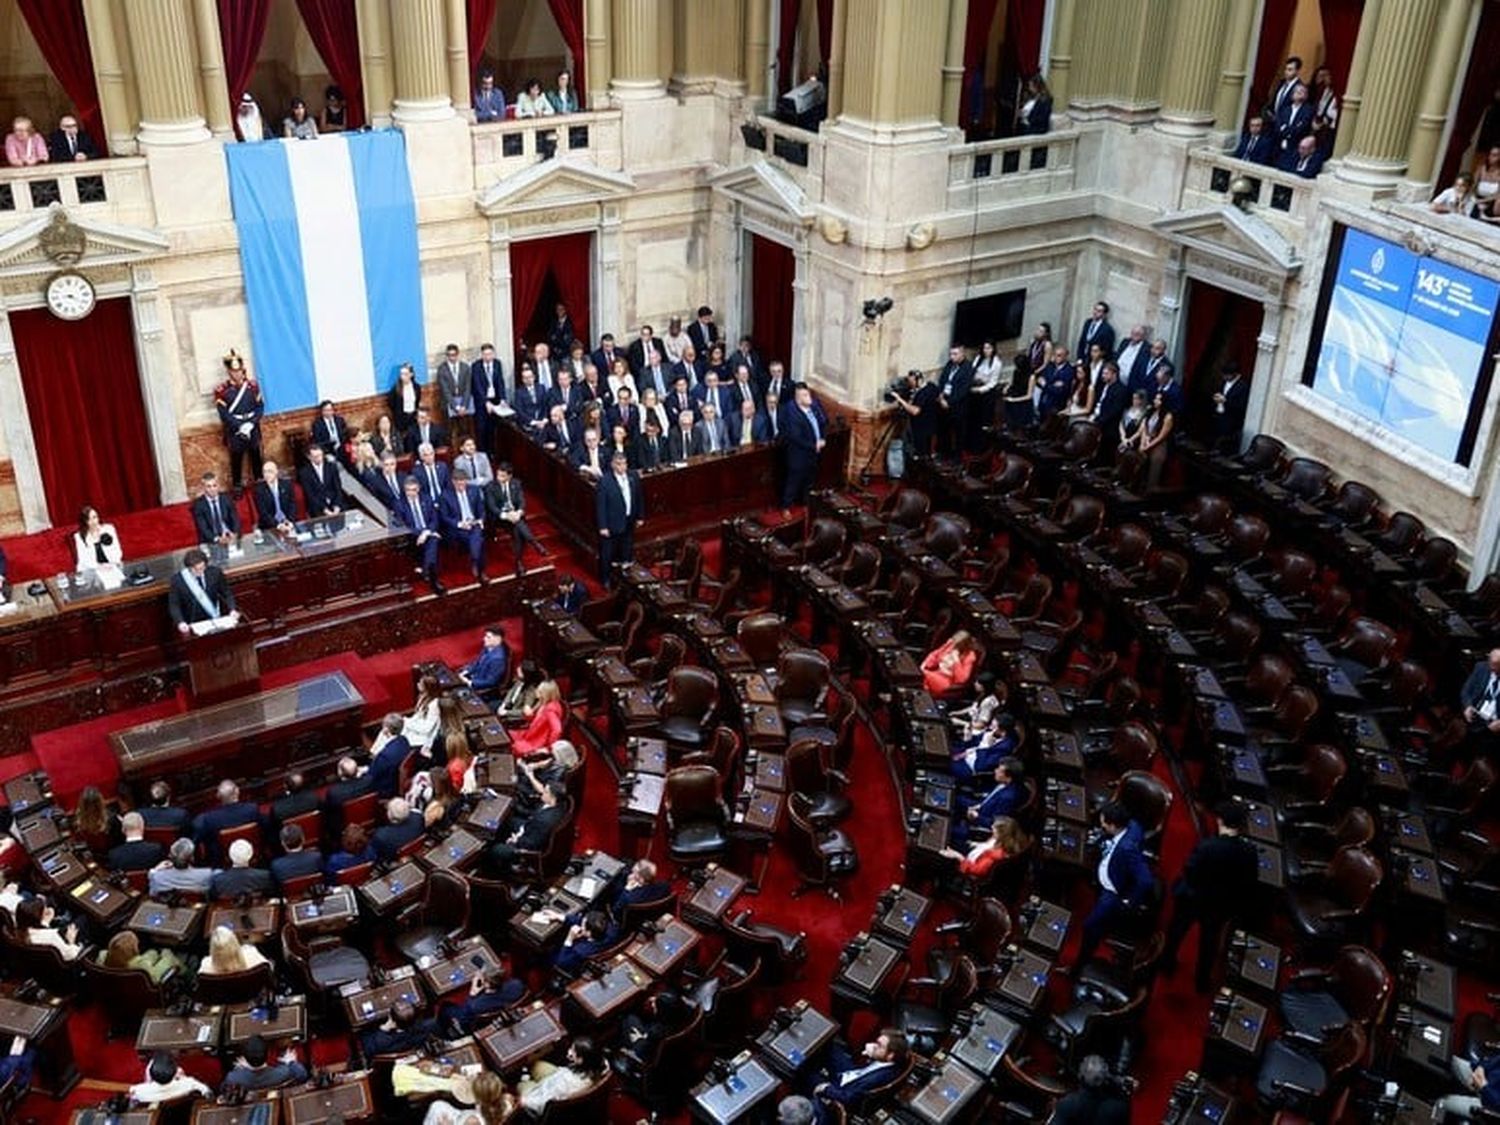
[
  {"xmin": 1288, "ymin": 846, "xmax": 1383, "ymax": 947},
  {"xmin": 776, "ymin": 648, "xmax": 831, "ymax": 726},
  {"xmin": 394, "ymin": 868, "xmax": 471, "ymax": 963},
  {"xmin": 1278, "ymin": 945, "xmax": 1391, "ymax": 1046},
  {"xmin": 654, "ymin": 537, "xmax": 705, "ymax": 596},
  {"xmin": 1238, "ymin": 685, "xmax": 1319, "ymax": 763},
  {"xmin": 595, "ymin": 599, "xmax": 646, "ymax": 660},
  {"xmin": 696, "ymin": 956, "xmax": 763, "ymax": 1048},
  {"xmin": 736, "ymin": 613, "xmax": 787, "ymax": 669},
  {"xmin": 1375, "ymin": 510, "xmax": 1424, "ymax": 557},
  {"xmin": 998, "ymin": 573, "xmax": 1052, "ymax": 623},
  {"xmin": 1265, "ymin": 549, "xmax": 1319, "ymax": 607},
  {"xmin": 1413, "ymin": 756, "xmax": 1497, "ymax": 825},
  {"xmin": 1178, "ymin": 493, "xmax": 1234, "ymax": 537},
  {"xmin": 1319, "ymin": 480, "xmax": 1381, "ymax": 528},
  {"xmin": 81, "ymin": 959, "xmax": 166, "ymax": 1038},
  {"xmin": 723, "ymin": 912, "xmax": 807, "ymax": 983},
  {"xmin": 836, "ymin": 542, "xmax": 882, "ymax": 595},
  {"xmin": 632, "ymin": 632, "xmax": 687, "ymax": 688},
  {"xmin": 928, "ymin": 897, "xmax": 1011, "ymax": 983},
  {"xmin": 799, "ymin": 518, "xmax": 848, "ymax": 568},
  {"xmin": 1267, "ymin": 744, "xmax": 1347, "ymax": 825},
  {"xmin": 891, "ymin": 953, "xmax": 981, "ymax": 1057},
  {"xmin": 1175, "ymin": 585, "xmax": 1231, "ymax": 641},
  {"xmin": 1129, "ymin": 550, "xmax": 1190, "ymax": 604},
  {"xmin": 1040, "ymin": 493, "xmax": 1106, "ymax": 544},
  {"xmin": 1305, "ymin": 584, "xmax": 1352, "ymax": 640},
  {"xmin": 1254, "ymin": 1020, "xmax": 1366, "ymax": 1116},
  {"xmin": 1331, "ymin": 617, "xmax": 1398, "ymax": 685},
  {"xmin": 1097, "ymin": 523, "xmax": 1152, "ymax": 572},
  {"xmin": 681, "ymin": 724, "xmax": 742, "ymax": 779},
  {"xmin": 1285, "ymin": 807, "xmax": 1375, "ymax": 881},
  {"xmin": 785, "ymin": 737, "xmax": 851, "ymax": 828},
  {"xmin": 664, "ymin": 765, "xmax": 729, "ymax": 867},
  {"xmin": 786, "ymin": 797, "xmax": 858, "ymax": 901},
  {"xmin": 1222, "ymin": 653, "xmax": 1296, "ymax": 718},
  {"xmin": 880, "ymin": 488, "xmax": 932, "ymax": 533},
  {"xmin": 195, "ymin": 961, "xmax": 275, "ymax": 1006},
  {"xmin": 659, "ymin": 666, "xmax": 719, "ymax": 751},
  {"xmin": 1404, "ymin": 535, "xmax": 1459, "ymax": 587},
  {"xmin": 1234, "ymin": 433, "xmax": 1287, "ymax": 476},
  {"xmin": 1276, "ymin": 457, "xmax": 1332, "ymax": 502},
  {"xmin": 1213, "ymin": 514, "xmax": 1272, "ymax": 575},
  {"xmin": 281, "ymin": 921, "xmax": 371, "ymax": 1008}
]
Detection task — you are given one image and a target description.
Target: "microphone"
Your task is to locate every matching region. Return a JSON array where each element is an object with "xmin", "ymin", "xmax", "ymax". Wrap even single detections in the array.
[{"xmin": 1226, "ymin": 934, "xmax": 1253, "ymax": 953}]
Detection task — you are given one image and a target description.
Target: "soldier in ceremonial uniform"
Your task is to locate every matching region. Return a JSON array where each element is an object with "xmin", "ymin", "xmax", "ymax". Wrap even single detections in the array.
[{"xmin": 214, "ymin": 350, "xmax": 264, "ymax": 497}]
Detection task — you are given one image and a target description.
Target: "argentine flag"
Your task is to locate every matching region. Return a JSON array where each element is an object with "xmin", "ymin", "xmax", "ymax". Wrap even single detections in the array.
[{"xmin": 225, "ymin": 130, "xmax": 426, "ymax": 413}]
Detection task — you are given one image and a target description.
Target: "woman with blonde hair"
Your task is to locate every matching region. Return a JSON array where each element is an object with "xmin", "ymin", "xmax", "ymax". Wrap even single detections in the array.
[
  {"xmin": 510, "ymin": 680, "xmax": 564, "ymax": 758},
  {"xmin": 101, "ymin": 929, "xmax": 184, "ymax": 984},
  {"xmin": 199, "ymin": 924, "xmax": 268, "ymax": 976},
  {"xmin": 352, "ymin": 439, "xmax": 379, "ymax": 477},
  {"xmin": 939, "ymin": 816, "xmax": 1030, "ymax": 878},
  {"xmin": 417, "ymin": 1067, "xmax": 517, "ymax": 1124},
  {"xmin": 921, "ymin": 630, "xmax": 981, "ymax": 695}
]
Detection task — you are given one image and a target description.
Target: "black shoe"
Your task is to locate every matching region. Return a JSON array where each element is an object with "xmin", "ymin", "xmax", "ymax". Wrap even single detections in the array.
[{"xmin": 431, "ymin": 577, "xmax": 448, "ymax": 596}]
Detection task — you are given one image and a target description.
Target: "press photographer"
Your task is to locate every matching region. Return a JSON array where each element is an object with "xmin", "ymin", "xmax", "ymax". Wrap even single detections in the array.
[{"xmin": 886, "ymin": 368, "xmax": 940, "ymax": 459}]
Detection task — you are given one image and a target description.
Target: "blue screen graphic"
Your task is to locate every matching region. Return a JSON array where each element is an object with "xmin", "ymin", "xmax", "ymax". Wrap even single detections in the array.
[{"xmin": 1311, "ymin": 227, "xmax": 1499, "ymax": 463}]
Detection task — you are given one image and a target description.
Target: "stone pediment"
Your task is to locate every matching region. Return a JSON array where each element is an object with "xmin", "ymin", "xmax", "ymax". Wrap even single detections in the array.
[
  {"xmin": 710, "ymin": 161, "xmax": 814, "ymax": 225},
  {"xmin": 1151, "ymin": 206, "xmax": 1302, "ymax": 276},
  {"xmin": 476, "ymin": 159, "xmax": 636, "ymax": 216},
  {"xmin": 0, "ymin": 204, "xmax": 169, "ymax": 278}
]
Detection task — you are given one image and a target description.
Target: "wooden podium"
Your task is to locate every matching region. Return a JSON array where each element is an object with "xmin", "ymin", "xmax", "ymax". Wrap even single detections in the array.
[{"xmin": 184, "ymin": 620, "xmax": 260, "ymax": 704}]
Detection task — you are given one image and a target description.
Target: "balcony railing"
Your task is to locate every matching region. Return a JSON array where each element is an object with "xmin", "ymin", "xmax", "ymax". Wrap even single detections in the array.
[
  {"xmin": 0, "ymin": 157, "xmax": 153, "ymax": 230},
  {"xmin": 472, "ymin": 109, "xmax": 624, "ymax": 183},
  {"xmin": 1182, "ymin": 148, "xmax": 1320, "ymax": 238},
  {"xmin": 946, "ymin": 130, "xmax": 1078, "ymax": 205}
]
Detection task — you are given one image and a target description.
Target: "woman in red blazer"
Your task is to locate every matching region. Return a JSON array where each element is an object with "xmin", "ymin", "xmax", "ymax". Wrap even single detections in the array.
[
  {"xmin": 510, "ymin": 680, "xmax": 565, "ymax": 758},
  {"xmin": 921, "ymin": 630, "xmax": 981, "ymax": 695},
  {"xmin": 940, "ymin": 816, "xmax": 1030, "ymax": 877}
]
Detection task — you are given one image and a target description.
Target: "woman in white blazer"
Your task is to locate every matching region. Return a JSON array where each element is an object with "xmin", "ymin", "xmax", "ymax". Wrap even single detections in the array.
[{"xmin": 73, "ymin": 505, "xmax": 123, "ymax": 572}]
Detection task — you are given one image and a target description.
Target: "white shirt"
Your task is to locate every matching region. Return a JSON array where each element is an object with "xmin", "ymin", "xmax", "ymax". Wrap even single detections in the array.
[
  {"xmin": 1480, "ymin": 673, "xmax": 1500, "ymax": 721},
  {"xmin": 1116, "ymin": 339, "xmax": 1144, "ymax": 378},
  {"xmin": 615, "ymin": 474, "xmax": 632, "ymax": 517},
  {"xmin": 130, "ymin": 1072, "xmax": 212, "ymax": 1105},
  {"xmin": 838, "ymin": 1060, "xmax": 889, "ymax": 1087},
  {"xmin": 1097, "ymin": 829, "xmax": 1125, "ymax": 893},
  {"xmin": 402, "ymin": 383, "xmax": 417, "ymax": 412},
  {"xmin": 972, "ymin": 356, "xmax": 1004, "ymax": 394}
]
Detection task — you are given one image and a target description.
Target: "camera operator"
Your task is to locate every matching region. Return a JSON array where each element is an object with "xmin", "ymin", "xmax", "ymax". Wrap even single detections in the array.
[
  {"xmin": 1052, "ymin": 1056, "xmax": 1133, "ymax": 1125},
  {"xmin": 887, "ymin": 368, "xmax": 940, "ymax": 458}
]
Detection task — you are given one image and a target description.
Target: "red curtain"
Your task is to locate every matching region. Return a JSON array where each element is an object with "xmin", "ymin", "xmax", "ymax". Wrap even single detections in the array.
[
  {"xmin": 545, "ymin": 0, "xmax": 586, "ymax": 98},
  {"xmin": 467, "ymin": 0, "xmax": 498, "ymax": 73},
  {"xmin": 1439, "ymin": 0, "xmax": 1500, "ymax": 187},
  {"xmin": 1317, "ymin": 0, "xmax": 1363, "ymax": 91},
  {"xmin": 960, "ymin": 0, "xmax": 1002, "ymax": 127},
  {"xmin": 509, "ymin": 238, "xmax": 552, "ymax": 359},
  {"xmin": 16, "ymin": 0, "xmax": 106, "ymax": 156},
  {"xmin": 776, "ymin": 0, "xmax": 802, "ymax": 94},
  {"xmin": 1249, "ymin": 0, "xmax": 1298, "ymax": 116},
  {"xmin": 1006, "ymin": 0, "xmax": 1044, "ymax": 75},
  {"xmin": 295, "ymin": 0, "xmax": 366, "ymax": 127},
  {"xmin": 1181, "ymin": 282, "xmax": 1262, "ymax": 437},
  {"xmin": 216, "ymin": 0, "xmax": 271, "ymax": 110},
  {"xmin": 816, "ymin": 0, "xmax": 834, "ymax": 69},
  {"xmin": 548, "ymin": 233, "xmax": 593, "ymax": 351},
  {"xmin": 11, "ymin": 300, "xmax": 160, "ymax": 525},
  {"xmin": 751, "ymin": 235, "xmax": 796, "ymax": 368}
]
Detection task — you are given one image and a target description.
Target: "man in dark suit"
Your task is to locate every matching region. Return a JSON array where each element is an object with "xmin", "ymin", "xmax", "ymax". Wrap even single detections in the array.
[
  {"xmin": 635, "ymin": 415, "xmax": 668, "ymax": 470},
  {"xmin": 365, "ymin": 452, "xmax": 404, "ymax": 512},
  {"xmin": 371, "ymin": 797, "xmax": 425, "ymax": 861},
  {"xmin": 270, "ymin": 825, "xmax": 324, "ymax": 889},
  {"xmin": 614, "ymin": 858, "xmax": 673, "ymax": 912},
  {"xmin": 512, "ymin": 368, "xmax": 548, "ymax": 431},
  {"xmin": 107, "ymin": 812, "xmax": 164, "ymax": 873},
  {"xmin": 666, "ymin": 409, "xmax": 698, "ymax": 463},
  {"xmin": 1153, "ymin": 363, "xmax": 1185, "ymax": 418},
  {"xmin": 1076, "ymin": 301, "xmax": 1116, "ymax": 361},
  {"xmin": 734, "ymin": 338, "xmax": 766, "ymax": 390},
  {"xmin": 693, "ymin": 372, "xmax": 733, "ymax": 423},
  {"xmin": 591, "ymin": 334, "xmax": 624, "ymax": 381},
  {"xmin": 1113, "ymin": 325, "xmax": 1150, "ymax": 390},
  {"xmin": 210, "ymin": 838, "xmax": 274, "ymax": 899},
  {"xmin": 1274, "ymin": 83, "xmax": 1312, "ymax": 156},
  {"xmin": 1073, "ymin": 801, "xmax": 1156, "ymax": 971},
  {"xmin": 781, "ymin": 385, "xmax": 826, "ymax": 512},
  {"xmin": 570, "ymin": 428, "xmax": 607, "ymax": 478},
  {"xmin": 472, "ymin": 343, "xmax": 505, "ymax": 451},
  {"xmin": 439, "ymin": 969, "xmax": 527, "ymax": 1036},
  {"xmin": 1212, "ymin": 363, "xmax": 1250, "ymax": 451},
  {"xmin": 485, "ymin": 463, "xmax": 548, "ymax": 574},
  {"xmin": 359, "ymin": 1000, "xmax": 438, "ymax": 1060},
  {"xmin": 1161, "ymin": 802, "xmax": 1259, "ymax": 992},
  {"xmin": 550, "ymin": 368, "xmax": 586, "ymax": 419},
  {"xmin": 252, "ymin": 461, "xmax": 298, "ymax": 534},
  {"xmin": 488, "ymin": 780, "xmax": 568, "ymax": 872},
  {"xmin": 553, "ymin": 910, "xmax": 622, "ymax": 976},
  {"xmin": 46, "ymin": 115, "xmax": 98, "ymax": 162},
  {"xmin": 1461, "ymin": 650, "xmax": 1500, "ymax": 755},
  {"xmin": 693, "ymin": 403, "xmax": 731, "ymax": 455},
  {"xmin": 191, "ymin": 780, "xmax": 260, "ymax": 863},
  {"xmin": 323, "ymin": 756, "xmax": 374, "ymax": 833},
  {"xmin": 1135, "ymin": 339, "xmax": 1170, "ymax": 398},
  {"xmin": 461, "ymin": 626, "xmax": 510, "ymax": 702},
  {"xmin": 596, "ymin": 451, "xmax": 644, "ymax": 586},
  {"xmin": 191, "ymin": 472, "xmax": 240, "ymax": 547},
  {"xmin": 412, "ymin": 445, "xmax": 450, "ymax": 503},
  {"xmin": 438, "ymin": 469, "xmax": 488, "ymax": 584},
  {"xmin": 627, "ymin": 326, "xmax": 665, "ymax": 375},
  {"xmin": 688, "ymin": 306, "xmax": 719, "ymax": 355},
  {"xmin": 728, "ymin": 399, "xmax": 770, "ymax": 447},
  {"xmin": 1051, "ymin": 1056, "xmax": 1132, "ymax": 1125},
  {"xmin": 266, "ymin": 773, "xmax": 319, "ymax": 837},
  {"xmin": 667, "ymin": 375, "xmax": 699, "ymax": 426},
  {"xmin": 1232, "ymin": 115, "xmax": 1275, "ymax": 165},
  {"xmin": 367, "ymin": 717, "xmax": 414, "ymax": 799},
  {"xmin": 309, "ymin": 400, "xmax": 349, "ymax": 461},
  {"xmin": 935, "ymin": 345, "xmax": 974, "ymax": 459},
  {"xmin": 393, "ymin": 477, "xmax": 444, "ymax": 595},
  {"xmin": 140, "ymin": 781, "xmax": 191, "ymax": 837},
  {"xmin": 638, "ymin": 352, "xmax": 674, "ymax": 401},
  {"xmin": 953, "ymin": 758, "xmax": 1027, "ymax": 844},
  {"xmin": 1265, "ymin": 55, "xmax": 1306, "ymax": 119},
  {"xmin": 608, "ymin": 386, "xmax": 641, "ymax": 437},
  {"xmin": 223, "ymin": 1037, "xmax": 307, "ymax": 1092},
  {"xmin": 435, "ymin": 345, "xmax": 472, "ymax": 437},
  {"xmin": 540, "ymin": 403, "xmax": 581, "ymax": 453},
  {"xmin": 728, "ymin": 365, "xmax": 759, "ymax": 414},
  {"xmin": 409, "ymin": 406, "xmax": 448, "ymax": 452},
  {"xmin": 1090, "ymin": 361, "xmax": 1129, "ymax": 437},
  {"xmin": 809, "ymin": 1031, "xmax": 908, "ymax": 1115},
  {"xmin": 1280, "ymin": 134, "xmax": 1324, "ymax": 178},
  {"xmin": 168, "ymin": 548, "xmax": 239, "ymax": 633},
  {"xmin": 763, "ymin": 361, "xmax": 789, "ymax": 410},
  {"xmin": 890, "ymin": 369, "xmax": 940, "ymax": 458},
  {"xmin": 297, "ymin": 446, "xmax": 344, "ymax": 517}
]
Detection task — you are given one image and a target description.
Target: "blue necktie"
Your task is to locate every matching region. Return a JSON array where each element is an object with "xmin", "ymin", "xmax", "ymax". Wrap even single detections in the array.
[{"xmin": 272, "ymin": 486, "xmax": 285, "ymax": 523}]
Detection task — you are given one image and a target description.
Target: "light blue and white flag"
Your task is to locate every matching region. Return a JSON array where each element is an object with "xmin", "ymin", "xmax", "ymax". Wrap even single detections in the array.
[{"xmin": 225, "ymin": 130, "xmax": 426, "ymax": 413}]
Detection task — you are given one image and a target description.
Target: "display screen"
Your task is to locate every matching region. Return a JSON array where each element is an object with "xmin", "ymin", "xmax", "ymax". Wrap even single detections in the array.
[{"xmin": 1303, "ymin": 225, "xmax": 1500, "ymax": 465}]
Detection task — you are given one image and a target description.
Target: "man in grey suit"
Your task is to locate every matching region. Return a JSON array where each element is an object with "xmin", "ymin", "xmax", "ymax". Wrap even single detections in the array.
[
  {"xmin": 436, "ymin": 344, "xmax": 472, "ymax": 442},
  {"xmin": 693, "ymin": 402, "xmax": 731, "ymax": 455},
  {"xmin": 452, "ymin": 436, "xmax": 493, "ymax": 487}
]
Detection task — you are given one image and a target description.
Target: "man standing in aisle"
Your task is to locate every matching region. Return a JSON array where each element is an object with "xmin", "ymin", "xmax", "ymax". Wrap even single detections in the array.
[
  {"xmin": 935, "ymin": 344, "xmax": 973, "ymax": 460},
  {"xmin": 781, "ymin": 384, "xmax": 826, "ymax": 514},
  {"xmin": 596, "ymin": 450, "xmax": 643, "ymax": 587}
]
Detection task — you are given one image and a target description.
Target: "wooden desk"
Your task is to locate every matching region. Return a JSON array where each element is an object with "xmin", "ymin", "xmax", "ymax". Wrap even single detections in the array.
[
  {"xmin": 1043, "ymin": 780, "xmax": 1089, "ymax": 824},
  {"xmin": 899, "ymin": 1057, "xmax": 986, "ymax": 1124},
  {"xmin": 420, "ymin": 828, "xmax": 485, "ymax": 873},
  {"xmin": 626, "ymin": 918, "xmax": 702, "ymax": 977},
  {"xmin": 2, "ymin": 771, "xmax": 52, "ymax": 814},
  {"xmin": 755, "ymin": 1000, "xmax": 838, "ymax": 1077},
  {"xmin": 32, "ymin": 845, "xmax": 90, "ymax": 892},
  {"xmin": 477, "ymin": 1001, "xmax": 566, "ymax": 1073},
  {"xmin": 340, "ymin": 966, "xmax": 424, "ymax": 1028},
  {"xmin": 109, "ymin": 672, "xmax": 364, "ymax": 808},
  {"xmin": 948, "ymin": 1003, "xmax": 1022, "ymax": 1079},
  {"xmin": 1019, "ymin": 898, "xmax": 1072, "ymax": 956},
  {"xmin": 872, "ymin": 887, "xmax": 932, "ymax": 947},
  {"xmin": 561, "ymin": 851, "xmax": 627, "ymax": 903},
  {"xmin": 14, "ymin": 811, "xmax": 63, "ymax": 854},
  {"xmin": 128, "ymin": 900, "xmax": 207, "ymax": 946},
  {"xmin": 75, "ymin": 1111, "xmax": 157, "ymax": 1125},
  {"xmin": 0, "ymin": 991, "xmax": 78, "ymax": 1095},
  {"xmin": 357, "ymin": 861, "xmax": 426, "ymax": 916},
  {"xmin": 627, "ymin": 736, "xmax": 670, "ymax": 775},
  {"xmin": 417, "ymin": 935, "xmax": 504, "ymax": 997},
  {"xmin": 287, "ymin": 888, "xmax": 358, "ymax": 935},
  {"xmin": 192, "ymin": 1098, "xmax": 282, "ymax": 1125},
  {"xmin": 497, "ymin": 420, "xmax": 848, "ymax": 562},
  {"xmin": 689, "ymin": 1053, "xmax": 780, "ymax": 1124},
  {"xmin": 1226, "ymin": 932, "xmax": 1282, "ymax": 997},
  {"xmin": 994, "ymin": 947, "xmax": 1053, "ymax": 1018},
  {"xmin": 509, "ymin": 889, "xmax": 587, "ymax": 950},
  {"xmin": 464, "ymin": 795, "xmax": 514, "ymax": 837},
  {"xmin": 1204, "ymin": 991, "xmax": 1267, "ymax": 1063},
  {"xmin": 282, "ymin": 1071, "xmax": 374, "ymax": 1125},
  {"xmin": 68, "ymin": 873, "xmax": 138, "ymax": 928},
  {"xmin": 564, "ymin": 954, "xmax": 649, "ymax": 1022},
  {"xmin": 682, "ymin": 865, "xmax": 747, "ymax": 929},
  {"xmin": 830, "ymin": 935, "xmax": 904, "ymax": 1009},
  {"xmin": 224, "ymin": 997, "xmax": 309, "ymax": 1048},
  {"xmin": 138, "ymin": 1008, "xmax": 224, "ymax": 1052}
]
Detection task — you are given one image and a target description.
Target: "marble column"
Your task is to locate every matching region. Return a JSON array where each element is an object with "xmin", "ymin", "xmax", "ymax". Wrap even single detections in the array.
[
  {"xmin": 1406, "ymin": 0, "xmax": 1476, "ymax": 186},
  {"xmin": 191, "ymin": 0, "xmax": 233, "ymax": 139},
  {"xmin": 825, "ymin": 0, "xmax": 845, "ymax": 117},
  {"xmin": 840, "ymin": 0, "xmax": 948, "ymax": 125},
  {"xmin": 445, "ymin": 0, "xmax": 472, "ymax": 115},
  {"xmin": 129, "ymin": 270, "xmax": 189, "ymax": 505},
  {"xmin": 1332, "ymin": 0, "xmax": 1382, "ymax": 159},
  {"xmin": 390, "ymin": 0, "xmax": 455, "ymax": 121},
  {"xmin": 487, "ymin": 231, "xmax": 516, "ymax": 398},
  {"xmin": 1211, "ymin": 0, "xmax": 1256, "ymax": 130},
  {"xmin": 1158, "ymin": 0, "xmax": 1230, "ymax": 135},
  {"xmin": 611, "ymin": 0, "xmax": 665, "ymax": 98},
  {"xmin": 672, "ymin": 0, "xmax": 718, "ymax": 92},
  {"xmin": 82, "ymin": 0, "xmax": 137, "ymax": 155},
  {"xmin": 1340, "ymin": 0, "xmax": 1442, "ymax": 184},
  {"xmin": 0, "ymin": 309, "xmax": 50, "ymax": 532},
  {"xmin": 123, "ymin": 0, "xmax": 210, "ymax": 145},
  {"xmin": 1047, "ymin": 0, "xmax": 1077, "ymax": 110},
  {"xmin": 744, "ymin": 0, "xmax": 771, "ymax": 100},
  {"xmin": 585, "ymin": 0, "xmax": 613, "ymax": 107},
  {"xmin": 359, "ymin": 0, "xmax": 395, "ymax": 126},
  {"xmin": 941, "ymin": 0, "xmax": 968, "ymax": 127}
]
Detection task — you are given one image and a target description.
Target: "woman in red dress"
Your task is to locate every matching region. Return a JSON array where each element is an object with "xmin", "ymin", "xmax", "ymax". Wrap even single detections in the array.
[
  {"xmin": 511, "ymin": 680, "xmax": 565, "ymax": 758},
  {"xmin": 921, "ymin": 630, "xmax": 980, "ymax": 695}
]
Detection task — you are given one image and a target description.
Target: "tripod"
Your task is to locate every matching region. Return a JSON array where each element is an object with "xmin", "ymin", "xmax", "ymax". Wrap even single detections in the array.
[{"xmin": 857, "ymin": 407, "xmax": 907, "ymax": 486}]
